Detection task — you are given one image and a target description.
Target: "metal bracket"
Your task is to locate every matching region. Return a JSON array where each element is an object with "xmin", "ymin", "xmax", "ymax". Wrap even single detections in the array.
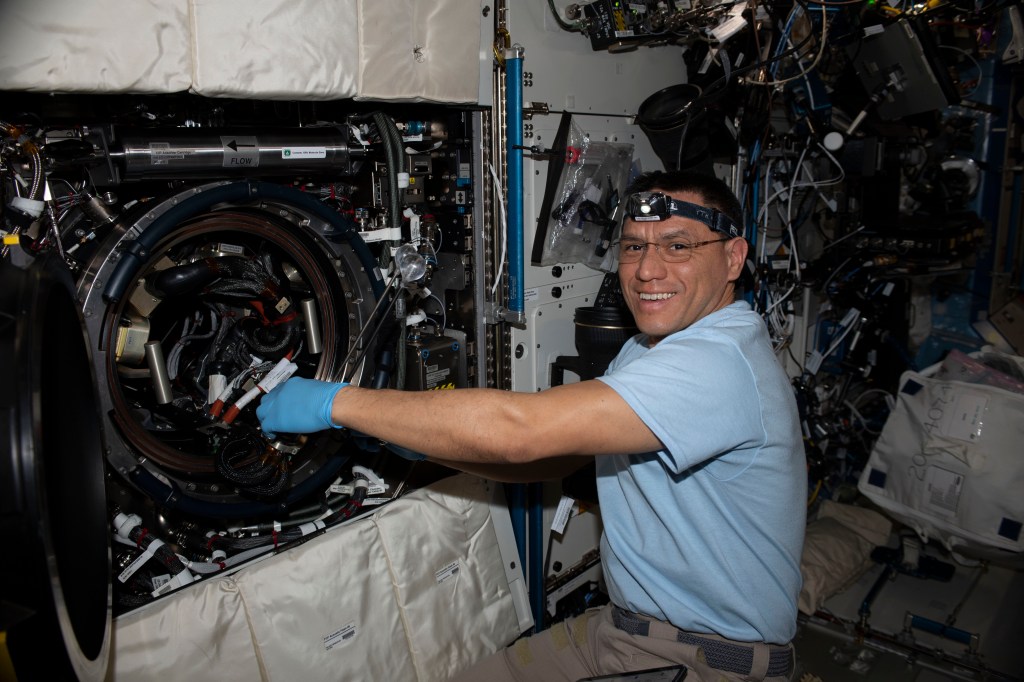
[
  {"xmin": 523, "ymin": 101, "xmax": 550, "ymax": 120},
  {"xmin": 484, "ymin": 301, "xmax": 526, "ymax": 327}
]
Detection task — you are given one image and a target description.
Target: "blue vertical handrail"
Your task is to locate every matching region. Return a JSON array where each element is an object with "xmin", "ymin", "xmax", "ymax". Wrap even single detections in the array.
[
  {"xmin": 506, "ymin": 483, "xmax": 527, "ymax": 571},
  {"xmin": 505, "ymin": 46, "xmax": 525, "ymax": 317},
  {"xmin": 528, "ymin": 482, "xmax": 545, "ymax": 632}
]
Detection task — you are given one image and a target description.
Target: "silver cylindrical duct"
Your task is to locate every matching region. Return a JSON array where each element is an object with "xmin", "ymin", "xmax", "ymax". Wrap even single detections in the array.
[
  {"xmin": 300, "ymin": 298, "xmax": 323, "ymax": 355},
  {"xmin": 114, "ymin": 127, "xmax": 362, "ymax": 180},
  {"xmin": 143, "ymin": 340, "xmax": 173, "ymax": 405}
]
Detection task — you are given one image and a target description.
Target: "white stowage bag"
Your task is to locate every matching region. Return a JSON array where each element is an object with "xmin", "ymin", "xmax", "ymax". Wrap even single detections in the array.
[
  {"xmin": 108, "ymin": 474, "xmax": 522, "ymax": 682},
  {"xmin": 858, "ymin": 348, "xmax": 1024, "ymax": 559},
  {"xmin": 0, "ymin": 0, "xmax": 192, "ymax": 93}
]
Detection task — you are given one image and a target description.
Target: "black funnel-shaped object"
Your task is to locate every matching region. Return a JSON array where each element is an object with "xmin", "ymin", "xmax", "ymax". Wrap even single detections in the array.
[
  {"xmin": 636, "ymin": 83, "xmax": 712, "ymax": 174},
  {"xmin": 551, "ymin": 306, "xmax": 637, "ymax": 386}
]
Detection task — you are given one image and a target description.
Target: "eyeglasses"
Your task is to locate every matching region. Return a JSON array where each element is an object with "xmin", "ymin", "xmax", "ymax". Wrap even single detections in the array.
[{"xmin": 616, "ymin": 236, "xmax": 732, "ymax": 263}]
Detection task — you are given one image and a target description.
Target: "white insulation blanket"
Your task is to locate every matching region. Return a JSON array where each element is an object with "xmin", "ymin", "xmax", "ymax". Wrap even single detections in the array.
[
  {"xmin": 107, "ymin": 474, "xmax": 522, "ymax": 682},
  {"xmin": 0, "ymin": 0, "xmax": 193, "ymax": 94},
  {"xmin": 0, "ymin": 0, "xmax": 480, "ymax": 102}
]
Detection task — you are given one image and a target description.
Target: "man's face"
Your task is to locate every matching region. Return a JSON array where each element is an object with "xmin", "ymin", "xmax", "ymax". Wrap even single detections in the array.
[{"xmin": 618, "ymin": 190, "xmax": 747, "ymax": 346}]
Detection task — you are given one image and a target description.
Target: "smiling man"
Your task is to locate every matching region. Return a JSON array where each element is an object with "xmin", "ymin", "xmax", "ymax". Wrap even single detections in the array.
[{"xmin": 257, "ymin": 171, "xmax": 806, "ymax": 682}]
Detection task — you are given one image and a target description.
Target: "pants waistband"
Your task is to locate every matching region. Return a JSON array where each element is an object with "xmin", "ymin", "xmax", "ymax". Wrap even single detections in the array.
[{"xmin": 611, "ymin": 607, "xmax": 793, "ymax": 679}]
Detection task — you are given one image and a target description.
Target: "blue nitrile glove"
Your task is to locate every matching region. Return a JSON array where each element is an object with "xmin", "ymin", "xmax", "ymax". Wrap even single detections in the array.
[
  {"xmin": 257, "ymin": 377, "xmax": 347, "ymax": 439},
  {"xmin": 384, "ymin": 442, "xmax": 427, "ymax": 461}
]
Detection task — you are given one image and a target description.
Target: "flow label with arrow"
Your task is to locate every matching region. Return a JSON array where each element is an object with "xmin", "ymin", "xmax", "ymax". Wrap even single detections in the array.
[{"xmin": 221, "ymin": 136, "xmax": 259, "ymax": 168}]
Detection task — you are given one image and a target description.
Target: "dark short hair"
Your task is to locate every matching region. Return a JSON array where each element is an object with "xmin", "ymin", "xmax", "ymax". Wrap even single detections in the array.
[{"xmin": 625, "ymin": 171, "xmax": 742, "ymax": 231}]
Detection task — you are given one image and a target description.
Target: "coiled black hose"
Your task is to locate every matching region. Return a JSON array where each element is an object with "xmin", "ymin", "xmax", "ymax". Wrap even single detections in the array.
[{"xmin": 216, "ymin": 433, "xmax": 277, "ymax": 486}]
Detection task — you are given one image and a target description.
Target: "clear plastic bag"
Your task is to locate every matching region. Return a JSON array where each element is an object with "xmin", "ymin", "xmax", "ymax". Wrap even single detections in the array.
[{"xmin": 537, "ymin": 121, "xmax": 634, "ymax": 272}]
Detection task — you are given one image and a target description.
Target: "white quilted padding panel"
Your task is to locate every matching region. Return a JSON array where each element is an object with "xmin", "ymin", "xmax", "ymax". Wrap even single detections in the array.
[
  {"xmin": 356, "ymin": 0, "xmax": 482, "ymax": 103},
  {"xmin": 108, "ymin": 474, "xmax": 521, "ymax": 681},
  {"xmin": 188, "ymin": 0, "xmax": 360, "ymax": 100},
  {"xmin": 0, "ymin": 0, "xmax": 192, "ymax": 94}
]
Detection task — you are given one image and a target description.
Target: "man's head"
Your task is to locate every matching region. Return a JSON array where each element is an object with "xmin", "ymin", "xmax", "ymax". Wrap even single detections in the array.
[{"xmin": 617, "ymin": 171, "xmax": 748, "ymax": 346}]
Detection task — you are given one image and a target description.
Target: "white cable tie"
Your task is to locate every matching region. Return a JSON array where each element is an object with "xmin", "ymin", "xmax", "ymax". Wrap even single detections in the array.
[
  {"xmin": 405, "ymin": 310, "xmax": 427, "ymax": 327},
  {"xmin": 114, "ymin": 512, "xmax": 142, "ymax": 539},
  {"xmin": 351, "ymin": 465, "xmax": 386, "ymax": 488},
  {"xmin": 232, "ymin": 385, "xmax": 262, "ymax": 412},
  {"xmin": 208, "ymin": 374, "xmax": 227, "ymax": 404},
  {"xmin": 404, "ymin": 207, "xmax": 422, "ymax": 243},
  {"xmin": 257, "ymin": 358, "xmax": 299, "ymax": 394},
  {"xmin": 298, "ymin": 520, "xmax": 327, "ymax": 536},
  {"xmin": 152, "ymin": 568, "xmax": 196, "ymax": 596},
  {"xmin": 118, "ymin": 537, "xmax": 165, "ymax": 583}
]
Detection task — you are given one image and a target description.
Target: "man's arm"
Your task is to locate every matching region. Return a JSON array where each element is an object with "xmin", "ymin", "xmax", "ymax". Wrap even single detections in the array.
[
  {"xmin": 424, "ymin": 455, "xmax": 594, "ymax": 483},
  {"xmin": 332, "ymin": 379, "xmax": 661, "ymax": 464}
]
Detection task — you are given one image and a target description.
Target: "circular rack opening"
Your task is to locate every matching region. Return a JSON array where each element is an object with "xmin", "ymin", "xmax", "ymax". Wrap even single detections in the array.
[{"xmin": 79, "ymin": 183, "xmax": 382, "ymax": 518}]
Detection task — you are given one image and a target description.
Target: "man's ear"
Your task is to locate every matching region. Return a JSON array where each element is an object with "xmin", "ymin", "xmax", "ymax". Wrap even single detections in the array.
[{"xmin": 726, "ymin": 237, "xmax": 749, "ymax": 282}]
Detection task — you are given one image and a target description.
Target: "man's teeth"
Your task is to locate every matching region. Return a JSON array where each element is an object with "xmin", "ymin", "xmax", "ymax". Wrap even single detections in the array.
[{"xmin": 639, "ymin": 292, "xmax": 675, "ymax": 301}]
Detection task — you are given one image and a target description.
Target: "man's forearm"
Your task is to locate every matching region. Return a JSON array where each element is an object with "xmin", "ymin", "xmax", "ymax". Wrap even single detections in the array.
[
  {"xmin": 333, "ymin": 385, "xmax": 538, "ymax": 463},
  {"xmin": 331, "ymin": 380, "xmax": 660, "ymax": 464}
]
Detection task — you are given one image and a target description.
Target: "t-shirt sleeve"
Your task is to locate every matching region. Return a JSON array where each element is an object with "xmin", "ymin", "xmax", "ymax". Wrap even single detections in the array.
[{"xmin": 597, "ymin": 333, "xmax": 766, "ymax": 473}]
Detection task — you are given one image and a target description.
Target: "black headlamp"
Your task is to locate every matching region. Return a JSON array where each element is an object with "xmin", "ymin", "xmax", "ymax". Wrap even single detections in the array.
[{"xmin": 625, "ymin": 191, "xmax": 742, "ymax": 239}]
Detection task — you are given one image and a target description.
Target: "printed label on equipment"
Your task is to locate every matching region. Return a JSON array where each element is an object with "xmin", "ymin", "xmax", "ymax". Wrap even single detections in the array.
[
  {"xmin": 524, "ymin": 288, "xmax": 539, "ymax": 303},
  {"xmin": 435, "ymin": 560, "xmax": 460, "ymax": 584},
  {"xmin": 217, "ymin": 243, "xmax": 245, "ymax": 255},
  {"xmin": 282, "ymin": 147, "xmax": 327, "ymax": 159},
  {"xmin": 149, "ymin": 142, "xmax": 184, "ymax": 165},
  {"xmin": 221, "ymin": 136, "xmax": 259, "ymax": 168},
  {"xmin": 942, "ymin": 393, "xmax": 987, "ymax": 442},
  {"xmin": 551, "ymin": 495, "xmax": 575, "ymax": 534},
  {"xmin": 426, "ymin": 368, "xmax": 451, "ymax": 385},
  {"xmin": 925, "ymin": 466, "xmax": 962, "ymax": 516},
  {"xmin": 323, "ymin": 622, "xmax": 357, "ymax": 651}
]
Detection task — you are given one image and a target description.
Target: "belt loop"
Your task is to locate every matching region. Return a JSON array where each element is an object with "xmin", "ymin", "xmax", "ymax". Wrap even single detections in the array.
[{"xmin": 744, "ymin": 643, "xmax": 769, "ymax": 682}]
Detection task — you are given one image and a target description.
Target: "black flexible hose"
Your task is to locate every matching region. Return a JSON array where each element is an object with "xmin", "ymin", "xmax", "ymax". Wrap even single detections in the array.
[
  {"xmin": 216, "ymin": 433, "xmax": 277, "ymax": 487},
  {"xmin": 372, "ymin": 112, "xmax": 402, "ymax": 232},
  {"xmin": 104, "ymin": 181, "xmax": 385, "ymax": 304},
  {"xmin": 125, "ymin": 524, "xmax": 190, "ymax": 578}
]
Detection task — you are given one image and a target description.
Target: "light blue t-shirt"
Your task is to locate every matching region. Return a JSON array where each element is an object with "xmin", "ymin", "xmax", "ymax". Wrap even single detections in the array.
[{"xmin": 595, "ymin": 301, "xmax": 805, "ymax": 644}]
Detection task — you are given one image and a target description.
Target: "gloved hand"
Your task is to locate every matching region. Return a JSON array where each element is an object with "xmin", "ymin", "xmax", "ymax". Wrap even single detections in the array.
[{"xmin": 256, "ymin": 377, "xmax": 347, "ymax": 439}]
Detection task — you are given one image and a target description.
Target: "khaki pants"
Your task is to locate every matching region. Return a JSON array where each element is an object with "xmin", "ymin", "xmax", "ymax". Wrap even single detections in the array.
[{"xmin": 447, "ymin": 605, "xmax": 795, "ymax": 682}]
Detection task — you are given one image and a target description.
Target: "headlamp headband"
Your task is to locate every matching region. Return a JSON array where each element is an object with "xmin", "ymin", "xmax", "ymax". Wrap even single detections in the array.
[{"xmin": 625, "ymin": 191, "xmax": 742, "ymax": 239}]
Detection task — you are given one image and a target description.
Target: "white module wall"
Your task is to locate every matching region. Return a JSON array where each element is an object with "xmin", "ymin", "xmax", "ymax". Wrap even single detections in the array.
[{"xmin": 502, "ymin": 3, "xmax": 688, "ymax": 393}]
